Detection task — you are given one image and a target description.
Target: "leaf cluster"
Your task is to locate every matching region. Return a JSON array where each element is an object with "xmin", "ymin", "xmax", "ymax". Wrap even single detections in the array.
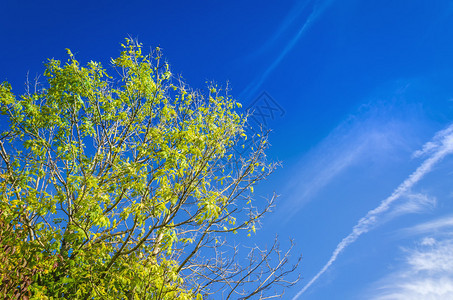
[{"xmin": 0, "ymin": 39, "xmax": 299, "ymax": 299}]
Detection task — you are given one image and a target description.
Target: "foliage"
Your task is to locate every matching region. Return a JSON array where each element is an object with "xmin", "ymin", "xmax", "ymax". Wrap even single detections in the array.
[
  {"xmin": 0, "ymin": 208, "xmax": 58, "ymax": 300},
  {"xmin": 0, "ymin": 39, "xmax": 299, "ymax": 299}
]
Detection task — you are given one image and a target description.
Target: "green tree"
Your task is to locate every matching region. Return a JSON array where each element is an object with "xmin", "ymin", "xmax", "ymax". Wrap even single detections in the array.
[{"xmin": 0, "ymin": 39, "xmax": 300, "ymax": 299}]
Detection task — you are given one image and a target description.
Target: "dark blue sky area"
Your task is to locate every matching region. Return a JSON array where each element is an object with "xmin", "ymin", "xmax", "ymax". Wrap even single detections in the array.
[{"xmin": 3, "ymin": 1, "xmax": 453, "ymax": 299}]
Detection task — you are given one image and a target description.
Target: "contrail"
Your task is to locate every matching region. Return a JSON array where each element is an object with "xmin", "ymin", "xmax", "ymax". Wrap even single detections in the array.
[
  {"xmin": 244, "ymin": 1, "xmax": 311, "ymax": 60},
  {"xmin": 240, "ymin": 0, "xmax": 334, "ymax": 101},
  {"xmin": 292, "ymin": 124, "xmax": 453, "ymax": 299}
]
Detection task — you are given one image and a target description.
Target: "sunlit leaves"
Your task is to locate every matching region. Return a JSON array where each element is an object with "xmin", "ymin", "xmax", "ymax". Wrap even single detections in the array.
[{"xmin": 0, "ymin": 38, "xmax": 282, "ymax": 299}]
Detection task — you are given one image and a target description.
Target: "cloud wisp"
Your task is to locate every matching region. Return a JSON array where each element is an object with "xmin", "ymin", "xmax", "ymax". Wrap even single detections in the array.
[
  {"xmin": 370, "ymin": 235, "xmax": 453, "ymax": 300},
  {"xmin": 280, "ymin": 104, "xmax": 416, "ymax": 220},
  {"xmin": 244, "ymin": 1, "xmax": 312, "ymax": 60},
  {"xmin": 370, "ymin": 215, "xmax": 453, "ymax": 299},
  {"xmin": 386, "ymin": 192, "xmax": 437, "ymax": 219},
  {"xmin": 400, "ymin": 214, "xmax": 453, "ymax": 236},
  {"xmin": 291, "ymin": 124, "xmax": 453, "ymax": 299},
  {"xmin": 240, "ymin": 0, "xmax": 334, "ymax": 101}
]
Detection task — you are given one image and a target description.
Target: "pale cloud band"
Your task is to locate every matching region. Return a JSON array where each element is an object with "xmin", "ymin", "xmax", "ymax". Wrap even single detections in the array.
[
  {"xmin": 370, "ymin": 237, "xmax": 453, "ymax": 300},
  {"xmin": 370, "ymin": 216, "xmax": 453, "ymax": 299},
  {"xmin": 401, "ymin": 214, "xmax": 453, "ymax": 236},
  {"xmin": 280, "ymin": 103, "xmax": 418, "ymax": 220},
  {"xmin": 241, "ymin": 0, "xmax": 334, "ymax": 101},
  {"xmin": 292, "ymin": 123, "xmax": 453, "ymax": 299}
]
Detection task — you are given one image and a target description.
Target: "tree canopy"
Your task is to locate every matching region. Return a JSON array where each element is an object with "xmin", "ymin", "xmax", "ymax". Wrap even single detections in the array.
[{"xmin": 0, "ymin": 39, "xmax": 299, "ymax": 299}]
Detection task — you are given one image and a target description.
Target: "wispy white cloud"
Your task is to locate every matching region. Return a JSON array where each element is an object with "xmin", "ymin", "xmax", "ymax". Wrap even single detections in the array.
[
  {"xmin": 240, "ymin": 0, "xmax": 335, "ymax": 101},
  {"xmin": 413, "ymin": 125, "xmax": 453, "ymax": 158},
  {"xmin": 370, "ymin": 237, "xmax": 453, "ymax": 300},
  {"xmin": 244, "ymin": 1, "xmax": 312, "ymax": 60},
  {"xmin": 291, "ymin": 123, "xmax": 453, "ymax": 300},
  {"xmin": 420, "ymin": 236, "xmax": 437, "ymax": 246},
  {"xmin": 279, "ymin": 136, "xmax": 365, "ymax": 218},
  {"xmin": 400, "ymin": 214, "xmax": 453, "ymax": 236},
  {"xmin": 280, "ymin": 104, "xmax": 415, "ymax": 219},
  {"xmin": 387, "ymin": 192, "xmax": 437, "ymax": 218}
]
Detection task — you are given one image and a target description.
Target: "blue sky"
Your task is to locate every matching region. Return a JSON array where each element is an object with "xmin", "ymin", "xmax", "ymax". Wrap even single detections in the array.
[{"xmin": 3, "ymin": 0, "xmax": 453, "ymax": 299}]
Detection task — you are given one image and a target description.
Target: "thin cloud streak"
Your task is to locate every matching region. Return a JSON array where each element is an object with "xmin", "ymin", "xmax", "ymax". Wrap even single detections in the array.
[
  {"xmin": 245, "ymin": 1, "xmax": 312, "ymax": 60},
  {"xmin": 280, "ymin": 107, "xmax": 414, "ymax": 220},
  {"xmin": 241, "ymin": 0, "xmax": 334, "ymax": 101},
  {"xmin": 292, "ymin": 124, "xmax": 453, "ymax": 300},
  {"xmin": 370, "ymin": 237, "xmax": 453, "ymax": 300},
  {"xmin": 387, "ymin": 192, "xmax": 436, "ymax": 218},
  {"xmin": 280, "ymin": 139, "xmax": 365, "ymax": 220},
  {"xmin": 401, "ymin": 214, "xmax": 453, "ymax": 236}
]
